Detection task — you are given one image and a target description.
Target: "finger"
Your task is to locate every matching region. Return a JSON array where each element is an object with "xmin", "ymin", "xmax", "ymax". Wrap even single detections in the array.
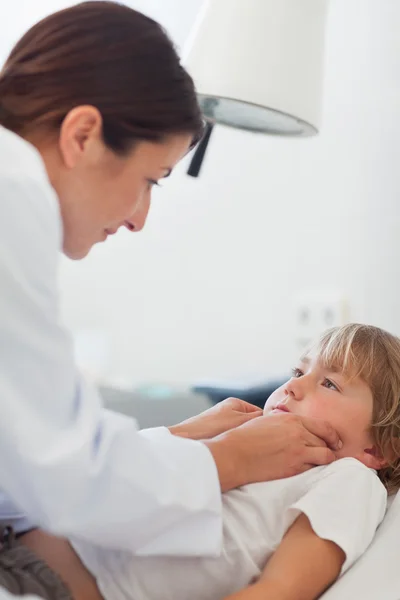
[
  {"xmin": 300, "ymin": 417, "xmax": 343, "ymax": 451},
  {"xmin": 303, "ymin": 446, "xmax": 337, "ymax": 466},
  {"xmin": 303, "ymin": 431, "xmax": 329, "ymax": 449},
  {"xmin": 239, "ymin": 411, "xmax": 263, "ymax": 421},
  {"xmin": 223, "ymin": 397, "xmax": 264, "ymax": 414},
  {"xmin": 295, "ymin": 463, "xmax": 313, "ymax": 475},
  {"xmin": 232, "ymin": 412, "xmax": 263, "ymax": 428},
  {"xmin": 235, "ymin": 400, "xmax": 265, "ymax": 414}
]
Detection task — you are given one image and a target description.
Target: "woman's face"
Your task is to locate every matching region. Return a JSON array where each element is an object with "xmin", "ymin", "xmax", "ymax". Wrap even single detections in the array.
[{"xmin": 37, "ymin": 107, "xmax": 193, "ymax": 259}]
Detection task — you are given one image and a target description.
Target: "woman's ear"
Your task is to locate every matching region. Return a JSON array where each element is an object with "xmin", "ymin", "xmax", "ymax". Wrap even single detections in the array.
[
  {"xmin": 360, "ymin": 446, "xmax": 388, "ymax": 470},
  {"xmin": 59, "ymin": 106, "xmax": 103, "ymax": 169}
]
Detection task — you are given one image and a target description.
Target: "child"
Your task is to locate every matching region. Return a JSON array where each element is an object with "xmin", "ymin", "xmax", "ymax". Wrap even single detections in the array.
[
  {"xmin": 222, "ymin": 322, "xmax": 400, "ymax": 599},
  {"xmin": 20, "ymin": 324, "xmax": 400, "ymax": 600}
]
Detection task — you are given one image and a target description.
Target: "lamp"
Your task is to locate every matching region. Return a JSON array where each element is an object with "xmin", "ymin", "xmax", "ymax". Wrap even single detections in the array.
[{"xmin": 184, "ymin": 0, "xmax": 330, "ymax": 176}]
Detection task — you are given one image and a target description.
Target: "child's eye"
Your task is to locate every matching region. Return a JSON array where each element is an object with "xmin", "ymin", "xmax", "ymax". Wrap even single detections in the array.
[
  {"xmin": 323, "ymin": 378, "xmax": 339, "ymax": 392},
  {"xmin": 291, "ymin": 367, "xmax": 304, "ymax": 379}
]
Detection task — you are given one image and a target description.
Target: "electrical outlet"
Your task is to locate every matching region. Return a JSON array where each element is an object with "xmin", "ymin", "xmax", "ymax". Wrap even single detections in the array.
[{"xmin": 294, "ymin": 292, "xmax": 349, "ymax": 354}]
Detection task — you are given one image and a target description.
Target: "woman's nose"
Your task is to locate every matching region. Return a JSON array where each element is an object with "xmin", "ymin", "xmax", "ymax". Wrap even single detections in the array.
[
  {"xmin": 126, "ymin": 193, "xmax": 151, "ymax": 233},
  {"xmin": 124, "ymin": 217, "xmax": 146, "ymax": 233},
  {"xmin": 125, "ymin": 210, "xmax": 148, "ymax": 233}
]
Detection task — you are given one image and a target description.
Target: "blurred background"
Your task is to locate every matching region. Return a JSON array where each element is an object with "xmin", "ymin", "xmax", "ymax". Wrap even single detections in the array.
[{"xmin": 1, "ymin": 0, "xmax": 399, "ymax": 425}]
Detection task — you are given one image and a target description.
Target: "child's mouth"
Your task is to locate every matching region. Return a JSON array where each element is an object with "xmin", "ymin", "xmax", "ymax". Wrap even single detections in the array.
[{"xmin": 272, "ymin": 404, "xmax": 290, "ymax": 414}]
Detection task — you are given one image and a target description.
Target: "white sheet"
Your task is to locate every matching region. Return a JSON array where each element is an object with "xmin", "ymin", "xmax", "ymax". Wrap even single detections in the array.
[{"xmin": 321, "ymin": 492, "xmax": 400, "ymax": 599}]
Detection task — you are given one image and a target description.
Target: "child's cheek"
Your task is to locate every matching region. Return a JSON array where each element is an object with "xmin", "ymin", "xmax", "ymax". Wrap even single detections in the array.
[
  {"xmin": 303, "ymin": 397, "xmax": 333, "ymax": 422},
  {"xmin": 263, "ymin": 388, "xmax": 286, "ymax": 414}
]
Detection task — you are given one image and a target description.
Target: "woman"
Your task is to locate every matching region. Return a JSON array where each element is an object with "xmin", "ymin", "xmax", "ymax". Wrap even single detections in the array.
[{"xmin": 0, "ymin": 2, "xmax": 340, "ymax": 596}]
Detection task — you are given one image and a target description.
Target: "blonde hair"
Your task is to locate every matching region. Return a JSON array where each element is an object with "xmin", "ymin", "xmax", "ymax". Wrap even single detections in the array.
[{"xmin": 310, "ymin": 323, "xmax": 400, "ymax": 494}]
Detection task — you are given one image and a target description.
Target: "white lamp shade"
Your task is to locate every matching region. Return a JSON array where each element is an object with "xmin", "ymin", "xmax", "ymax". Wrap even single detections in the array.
[{"xmin": 184, "ymin": 0, "xmax": 330, "ymax": 136}]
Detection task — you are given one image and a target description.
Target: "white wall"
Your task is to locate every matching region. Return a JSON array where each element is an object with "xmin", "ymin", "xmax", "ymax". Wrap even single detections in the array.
[{"xmin": 2, "ymin": 1, "xmax": 400, "ymax": 386}]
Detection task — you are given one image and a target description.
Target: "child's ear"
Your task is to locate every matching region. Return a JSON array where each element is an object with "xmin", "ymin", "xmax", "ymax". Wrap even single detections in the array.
[{"xmin": 359, "ymin": 446, "xmax": 388, "ymax": 470}]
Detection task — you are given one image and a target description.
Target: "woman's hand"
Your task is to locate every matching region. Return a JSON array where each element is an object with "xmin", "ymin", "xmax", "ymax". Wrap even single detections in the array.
[
  {"xmin": 169, "ymin": 397, "xmax": 263, "ymax": 440},
  {"xmin": 204, "ymin": 412, "xmax": 342, "ymax": 492},
  {"xmin": 170, "ymin": 402, "xmax": 342, "ymax": 493}
]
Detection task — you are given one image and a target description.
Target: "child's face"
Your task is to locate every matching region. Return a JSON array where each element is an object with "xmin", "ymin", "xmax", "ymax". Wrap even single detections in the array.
[{"xmin": 264, "ymin": 354, "xmax": 379, "ymax": 467}]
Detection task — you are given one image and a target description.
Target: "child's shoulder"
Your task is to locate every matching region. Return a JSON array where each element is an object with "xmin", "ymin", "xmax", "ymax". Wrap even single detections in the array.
[
  {"xmin": 315, "ymin": 457, "xmax": 385, "ymax": 489},
  {"xmin": 317, "ymin": 457, "xmax": 375, "ymax": 477},
  {"xmin": 324, "ymin": 456, "xmax": 374, "ymax": 473}
]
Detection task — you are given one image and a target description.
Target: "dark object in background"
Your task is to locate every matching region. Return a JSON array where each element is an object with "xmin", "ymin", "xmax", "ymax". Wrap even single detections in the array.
[
  {"xmin": 193, "ymin": 378, "xmax": 288, "ymax": 410},
  {"xmin": 187, "ymin": 121, "xmax": 214, "ymax": 177}
]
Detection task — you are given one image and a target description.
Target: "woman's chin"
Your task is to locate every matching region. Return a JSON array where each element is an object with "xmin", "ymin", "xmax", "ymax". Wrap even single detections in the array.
[{"xmin": 63, "ymin": 240, "xmax": 92, "ymax": 261}]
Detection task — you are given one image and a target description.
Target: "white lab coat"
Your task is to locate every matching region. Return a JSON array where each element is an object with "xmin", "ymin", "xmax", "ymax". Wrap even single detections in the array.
[{"xmin": 0, "ymin": 125, "xmax": 222, "ymax": 556}]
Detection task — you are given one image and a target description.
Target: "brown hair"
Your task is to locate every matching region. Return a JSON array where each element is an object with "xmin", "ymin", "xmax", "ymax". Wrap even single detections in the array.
[
  {"xmin": 310, "ymin": 323, "xmax": 400, "ymax": 494},
  {"xmin": 0, "ymin": 1, "xmax": 204, "ymax": 153}
]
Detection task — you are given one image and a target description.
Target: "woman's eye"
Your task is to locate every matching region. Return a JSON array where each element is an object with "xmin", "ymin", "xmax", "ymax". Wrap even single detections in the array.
[
  {"xmin": 147, "ymin": 179, "xmax": 161, "ymax": 190},
  {"xmin": 291, "ymin": 367, "xmax": 304, "ymax": 378},
  {"xmin": 323, "ymin": 378, "xmax": 339, "ymax": 392}
]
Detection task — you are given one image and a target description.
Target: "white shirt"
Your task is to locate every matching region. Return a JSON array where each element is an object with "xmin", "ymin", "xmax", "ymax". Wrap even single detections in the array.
[
  {"xmin": 72, "ymin": 458, "xmax": 387, "ymax": 600},
  {"xmin": 321, "ymin": 491, "xmax": 399, "ymax": 600},
  {"xmin": 0, "ymin": 125, "xmax": 222, "ymax": 555}
]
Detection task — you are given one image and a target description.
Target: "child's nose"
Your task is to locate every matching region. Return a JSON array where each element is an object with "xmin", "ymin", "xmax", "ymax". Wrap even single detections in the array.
[{"xmin": 284, "ymin": 377, "xmax": 305, "ymax": 401}]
